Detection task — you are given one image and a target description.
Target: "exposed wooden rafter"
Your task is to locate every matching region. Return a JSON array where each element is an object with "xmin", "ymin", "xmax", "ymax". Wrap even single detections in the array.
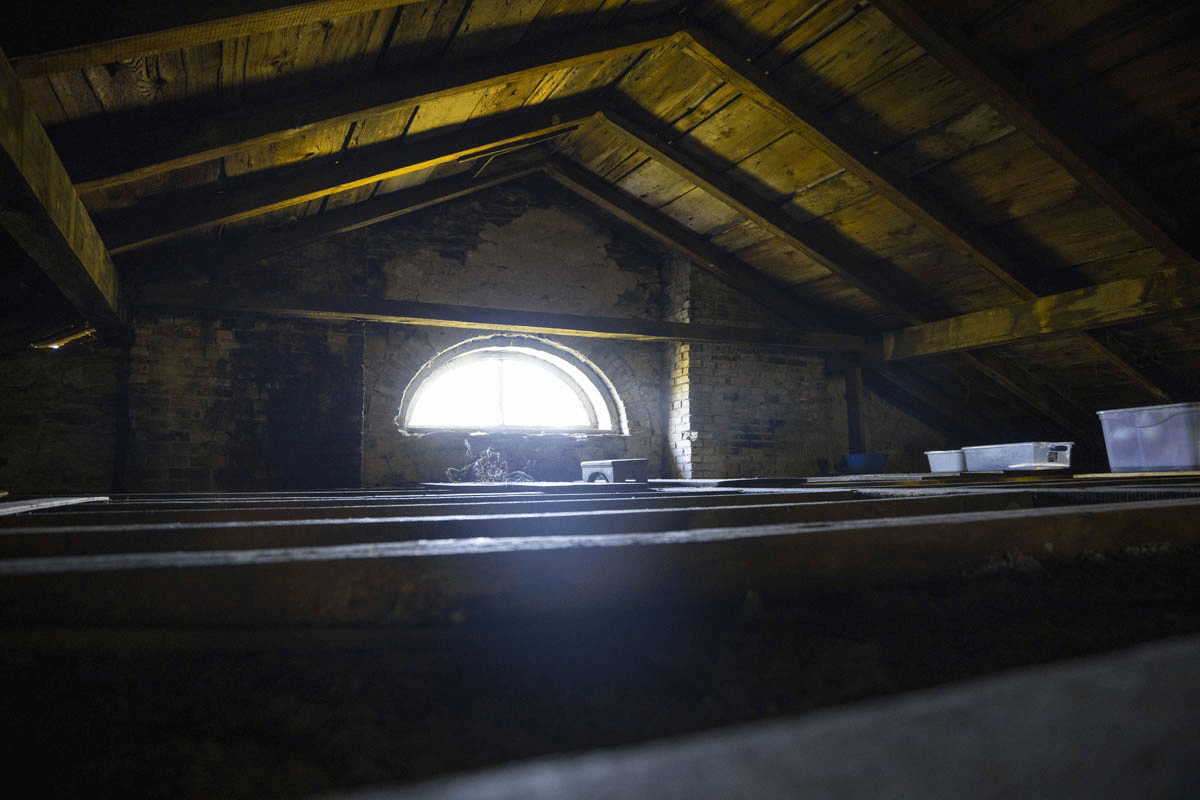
[
  {"xmin": 674, "ymin": 24, "xmax": 1175, "ymax": 412},
  {"xmin": 133, "ymin": 288, "xmax": 863, "ymax": 352},
  {"xmin": 596, "ymin": 107, "xmax": 939, "ymax": 320},
  {"xmin": 543, "ymin": 156, "xmax": 847, "ymax": 335},
  {"xmin": 869, "ymin": 0, "xmax": 1199, "ymax": 269},
  {"xmin": 877, "ymin": 269, "xmax": 1200, "ymax": 361},
  {"xmin": 0, "ymin": 47, "xmax": 124, "ymax": 330},
  {"xmin": 119, "ymin": 162, "xmax": 547, "ymax": 281},
  {"xmin": 543, "ymin": 156, "xmax": 1012, "ymax": 438},
  {"xmin": 8, "ymin": 0, "xmax": 424, "ymax": 79},
  {"xmin": 51, "ymin": 17, "xmax": 685, "ymax": 193},
  {"xmin": 99, "ymin": 100, "xmax": 602, "ymax": 253},
  {"xmin": 590, "ymin": 107, "xmax": 1094, "ymax": 438}
]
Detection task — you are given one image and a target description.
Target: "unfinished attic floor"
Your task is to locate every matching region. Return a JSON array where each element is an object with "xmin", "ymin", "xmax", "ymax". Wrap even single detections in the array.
[{"xmin": 2, "ymin": 476, "xmax": 1199, "ymax": 798}]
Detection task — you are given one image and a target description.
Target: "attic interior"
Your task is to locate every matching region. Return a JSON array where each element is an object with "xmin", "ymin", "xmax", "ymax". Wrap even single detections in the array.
[{"xmin": 3, "ymin": 0, "xmax": 1200, "ymax": 796}]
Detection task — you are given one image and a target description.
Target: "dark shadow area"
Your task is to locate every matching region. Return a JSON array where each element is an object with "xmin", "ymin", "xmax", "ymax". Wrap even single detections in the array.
[{"xmin": 5, "ymin": 542, "xmax": 1198, "ymax": 798}]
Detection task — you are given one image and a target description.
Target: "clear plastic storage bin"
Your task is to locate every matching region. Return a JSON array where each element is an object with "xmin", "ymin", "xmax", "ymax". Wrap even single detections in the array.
[
  {"xmin": 962, "ymin": 442, "xmax": 1073, "ymax": 471},
  {"xmin": 1097, "ymin": 403, "xmax": 1200, "ymax": 472},
  {"xmin": 925, "ymin": 449, "xmax": 966, "ymax": 472}
]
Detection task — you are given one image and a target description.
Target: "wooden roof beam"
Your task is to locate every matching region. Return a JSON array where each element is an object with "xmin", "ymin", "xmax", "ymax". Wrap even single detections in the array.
[
  {"xmin": 8, "ymin": 1, "xmax": 424, "ymax": 79},
  {"xmin": 595, "ymin": 107, "xmax": 938, "ymax": 323},
  {"xmin": 543, "ymin": 156, "xmax": 1008, "ymax": 437},
  {"xmin": 99, "ymin": 100, "xmax": 602, "ymax": 253},
  {"xmin": 53, "ymin": 17, "xmax": 686, "ymax": 193},
  {"xmin": 119, "ymin": 162, "xmax": 547, "ymax": 282},
  {"xmin": 877, "ymin": 268, "xmax": 1200, "ymax": 361},
  {"xmin": 543, "ymin": 156, "xmax": 849, "ymax": 335},
  {"xmin": 0, "ymin": 47, "xmax": 124, "ymax": 330},
  {"xmin": 675, "ymin": 24, "xmax": 1175, "ymax": 411},
  {"xmin": 589, "ymin": 113, "xmax": 1096, "ymax": 438},
  {"xmin": 870, "ymin": 0, "xmax": 1199, "ymax": 268},
  {"xmin": 132, "ymin": 288, "xmax": 862, "ymax": 352}
]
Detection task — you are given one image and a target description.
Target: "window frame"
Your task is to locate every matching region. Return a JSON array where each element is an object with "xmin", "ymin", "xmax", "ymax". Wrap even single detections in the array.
[{"xmin": 398, "ymin": 335, "xmax": 625, "ymax": 435}]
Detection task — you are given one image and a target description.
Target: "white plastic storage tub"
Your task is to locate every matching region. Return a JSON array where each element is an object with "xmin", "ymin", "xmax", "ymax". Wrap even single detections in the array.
[
  {"xmin": 1097, "ymin": 403, "xmax": 1200, "ymax": 472},
  {"xmin": 925, "ymin": 449, "xmax": 966, "ymax": 472},
  {"xmin": 962, "ymin": 442, "xmax": 1073, "ymax": 471}
]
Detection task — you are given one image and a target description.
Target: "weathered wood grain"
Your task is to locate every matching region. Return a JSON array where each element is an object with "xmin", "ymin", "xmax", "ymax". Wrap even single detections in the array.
[
  {"xmin": 870, "ymin": 0, "xmax": 1197, "ymax": 268},
  {"xmin": 544, "ymin": 156, "xmax": 851, "ymax": 333},
  {"xmin": 876, "ymin": 269, "xmax": 1200, "ymax": 361},
  {"xmin": 56, "ymin": 18, "xmax": 684, "ymax": 193},
  {"xmin": 99, "ymin": 100, "xmax": 600, "ymax": 251},
  {"xmin": 4, "ymin": 497, "xmax": 1199, "ymax": 626},
  {"xmin": 0, "ymin": 48, "xmax": 124, "ymax": 329},
  {"xmin": 9, "ymin": 0, "xmax": 423, "ymax": 78}
]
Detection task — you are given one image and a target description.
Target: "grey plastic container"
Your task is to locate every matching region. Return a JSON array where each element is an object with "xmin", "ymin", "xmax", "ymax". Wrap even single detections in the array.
[
  {"xmin": 925, "ymin": 449, "xmax": 966, "ymax": 472},
  {"xmin": 962, "ymin": 442, "xmax": 1073, "ymax": 471},
  {"xmin": 1097, "ymin": 403, "xmax": 1200, "ymax": 472}
]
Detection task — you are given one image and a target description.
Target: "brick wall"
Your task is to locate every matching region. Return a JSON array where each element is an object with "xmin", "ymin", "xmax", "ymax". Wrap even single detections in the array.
[
  {"xmin": 124, "ymin": 312, "xmax": 364, "ymax": 492},
  {"xmin": 0, "ymin": 340, "xmax": 124, "ymax": 494},
  {"xmin": 1, "ymin": 175, "xmax": 950, "ymax": 494},
  {"xmin": 663, "ymin": 259, "xmax": 847, "ymax": 478},
  {"xmin": 357, "ymin": 178, "xmax": 669, "ymax": 484}
]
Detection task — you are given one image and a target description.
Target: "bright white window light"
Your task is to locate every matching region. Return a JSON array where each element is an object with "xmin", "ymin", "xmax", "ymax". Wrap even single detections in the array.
[{"xmin": 406, "ymin": 346, "xmax": 613, "ymax": 431}]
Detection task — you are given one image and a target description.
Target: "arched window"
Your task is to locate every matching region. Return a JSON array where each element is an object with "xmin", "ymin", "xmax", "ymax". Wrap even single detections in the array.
[{"xmin": 400, "ymin": 336, "xmax": 623, "ymax": 433}]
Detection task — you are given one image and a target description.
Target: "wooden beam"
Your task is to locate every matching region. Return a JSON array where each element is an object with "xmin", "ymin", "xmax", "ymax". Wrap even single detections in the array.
[
  {"xmin": 120, "ymin": 162, "xmax": 545, "ymax": 280},
  {"xmin": 596, "ymin": 108, "xmax": 936, "ymax": 321},
  {"xmin": 877, "ymin": 269, "xmax": 1200, "ymax": 361},
  {"xmin": 133, "ymin": 288, "xmax": 864, "ymax": 352},
  {"xmin": 543, "ymin": 156, "xmax": 849, "ymax": 334},
  {"xmin": 0, "ymin": 47, "xmax": 124, "ymax": 329},
  {"xmin": 0, "ymin": 494, "xmax": 1038, "ymax": 558},
  {"xmin": 869, "ymin": 0, "xmax": 1198, "ymax": 268},
  {"xmin": 4, "ymin": 497, "xmax": 1199, "ymax": 626},
  {"xmin": 675, "ymin": 24, "xmax": 1174, "ymax": 408},
  {"xmin": 591, "ymin": 107, "xmax": 1097, "ymax": 439},
  {"xmin": 967, "ymin": 349, "xmax": 1097, "ymax": 439},
  {"xmin": 845, "ymin": 360, "xmax": 865, "ymax": 453},
  {"xmin": 862, "ymin": 363, "xmax": 993, "ymax": 439},
  {"xmin": 0, "ymin": 497, "xmax": 108, "ymax": 517},
  {"xmin": 100, "ymin": 101, "xmax": 600, "ymax": 253},
  {"xmin": 9, "ymin": 1, "xmax": 423, "ymax": 78},
  {"xmin": 55, "ymin": 18, "xmax": 684, "ymax": 193},
  {"xmin": 545, "ymin": 156, "xmax": 1011, "ymax": 438}
]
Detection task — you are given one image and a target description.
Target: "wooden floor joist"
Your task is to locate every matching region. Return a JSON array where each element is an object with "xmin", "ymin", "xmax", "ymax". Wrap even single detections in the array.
[
  {"xmin": 0, "ymin": 492, "xmax": 1039, "ymax": 558},
  {"xmin": 319, "ymin": 635, "xmax": 1200, "ymax": 800},
  {"xmin": 3, "ymin": 495, "xmax": 1199, "ymax": 627}
]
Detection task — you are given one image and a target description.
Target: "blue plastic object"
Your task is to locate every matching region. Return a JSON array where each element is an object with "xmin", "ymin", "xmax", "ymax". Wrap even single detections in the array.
[{"xmin": 843, "ymin": 453, "xmax": 887, "ymax": 474}]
